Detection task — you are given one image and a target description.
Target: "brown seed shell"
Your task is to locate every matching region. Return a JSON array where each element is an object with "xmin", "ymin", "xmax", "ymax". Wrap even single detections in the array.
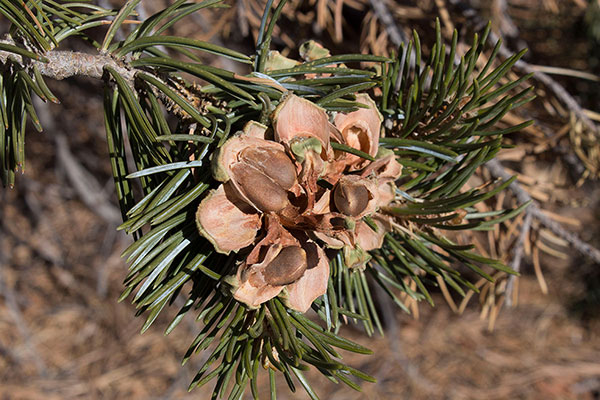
[
  {"xmin": 212, "ymin": 135, "xmax": 287, "ymax": 183},
  {"xmin": 334, "ymin": 180, "xmax": 370, "ymax": 217},
  {"xmin": 240, "ymin": 147, "xmax": 297, "ymax": 190},
  {"xmin": 263, "ymin": 246, "xmax": 307, "ymax": 286},
  {"xmin": 231, "ymin": 164, "xmax": 290, "ymax": 213}
]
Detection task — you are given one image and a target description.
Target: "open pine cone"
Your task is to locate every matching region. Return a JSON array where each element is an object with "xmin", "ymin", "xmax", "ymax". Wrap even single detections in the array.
[{"xmin": 196, "ymin": 93, "xmax": 402, "ymax": 312}]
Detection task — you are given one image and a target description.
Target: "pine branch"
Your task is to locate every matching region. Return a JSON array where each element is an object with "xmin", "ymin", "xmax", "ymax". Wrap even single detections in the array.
[
  {"xmin": 0, "ymin": 37, "xmax": 134, "ymax": 82},
  {"xmin": 451, "ymin": 0, "xmax": 600, "ymax": 264},
  {"xmin": 1, "ymin": 1, "xmax": 544, "ymax": 396}
]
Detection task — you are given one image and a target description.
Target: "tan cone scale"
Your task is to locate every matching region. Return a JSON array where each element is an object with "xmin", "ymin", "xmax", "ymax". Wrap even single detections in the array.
[
  {"xmin": 195, "ymin": 183, "xmax": 261, "ymax": 254},
  {"xmin": 334, "ymin": 93, "xmax": 383, "ymax": 170}
]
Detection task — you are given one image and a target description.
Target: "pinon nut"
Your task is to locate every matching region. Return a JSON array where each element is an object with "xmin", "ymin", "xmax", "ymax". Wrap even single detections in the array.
[
  {"xmin": 263, "ymin": 246, "xmax": 307, "ymax": 286},
  {"xmin": 232, "ymin": 164, "xmax": 290, "ymax": 213},
  {"xmin": 334, "ymin": 181, "xmax": 370, "ymax": 217},
  {"xmin": 240, "ymin": 147, "xmax": 297, "ymax": 190}
]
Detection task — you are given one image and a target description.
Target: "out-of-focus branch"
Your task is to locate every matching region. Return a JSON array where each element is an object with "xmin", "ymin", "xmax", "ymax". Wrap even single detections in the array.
[
  {"xmin": 486, "ymin": 159, "xmax": 600, "ymax": 264},
  {"xmin": 55, "ymin": 134, "xmax": 122, "ymax": 225},
  {"xmin": 0, "ymin": 193, "xmax": 48, "ymax": 378},
  {"xmin": 505, "ymin": 211, "xmax": 532, "ymax": 306},
  {"xmin": 491, "ymin": 0, "xmax": 519, "ymax": 38},
  {"xmin": 32, "ymin": 97, "xmax": 122, "ymax": 225},
  {"xmin": 450, "ymin": 0, "xmax": 599, "ymax": 134},
  {"xmin": 368, "ymin": 0, "xmax": 408, "ymax": 46},
  {"xmin": 496, "ymin": 36, "xmax": 598, "ymax": 135}
]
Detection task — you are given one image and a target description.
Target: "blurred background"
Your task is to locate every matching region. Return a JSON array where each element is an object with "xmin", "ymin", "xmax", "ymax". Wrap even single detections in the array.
[{"xmin": 1, "ymin": 0, "xmax": 600, "ymax": 398}]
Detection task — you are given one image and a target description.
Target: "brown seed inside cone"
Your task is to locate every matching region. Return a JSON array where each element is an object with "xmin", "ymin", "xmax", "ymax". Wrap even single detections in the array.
[
  {"xmin": 334, "ymin": 181, "xmax": 369, "ymax": 217},
  {"xmin": 231, "ymin": 164, "xmax": 290, "ymax": 213},
  {"xmin": 240, "ymin": 147, "xmax": 297, "ymax": 190},
  {"xmin": 263, "ymin": 246, "xmax": 307, "ymax": 286}
]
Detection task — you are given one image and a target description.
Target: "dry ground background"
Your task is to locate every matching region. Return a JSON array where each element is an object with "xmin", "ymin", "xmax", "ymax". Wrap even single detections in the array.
[{"xmin": 1, "ymin": 0, "xmax": 600, "ymax": 399}]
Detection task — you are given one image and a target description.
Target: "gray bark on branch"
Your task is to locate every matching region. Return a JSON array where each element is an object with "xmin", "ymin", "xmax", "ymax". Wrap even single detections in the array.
[
  {"xmin": 0, "ymin": 36, "xmax": 191, "ymax": 121},
  {"xmin": 0, "ymin": 37, "xmax": 134, "ymax": 83}
]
